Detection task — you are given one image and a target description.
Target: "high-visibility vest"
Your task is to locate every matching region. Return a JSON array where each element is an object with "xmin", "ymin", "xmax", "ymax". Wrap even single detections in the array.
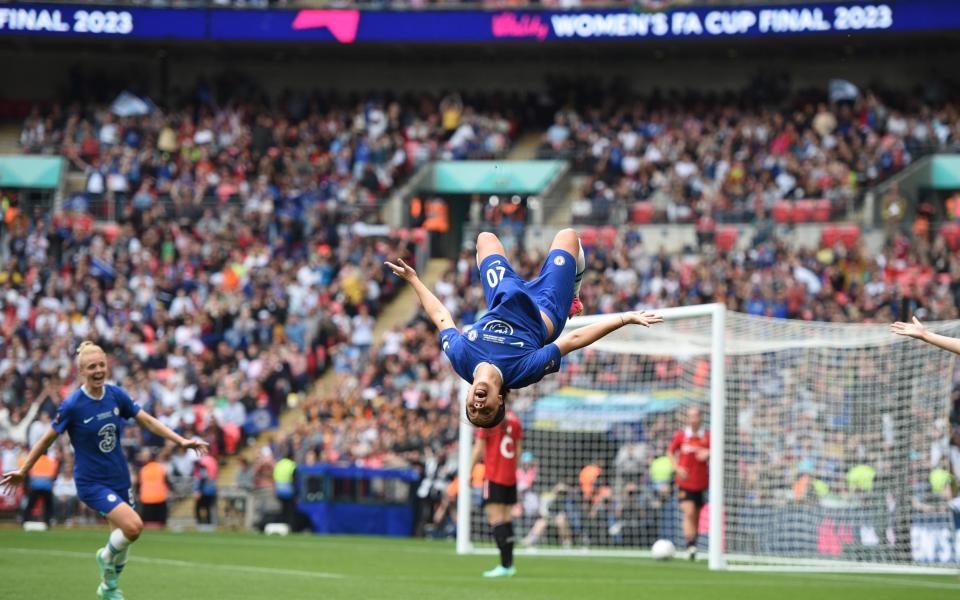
[
  {"xmin": 140, "ymin": 461, "xmax": 169, "ymax": 504},
  {"xmin": 274, "ymin": 458, "xmax": 296, "ymax": 499},
  {"xmin": 30, "ymin": 454, "xmax": 57, "ymax": 478},
  {"xmin": 423, "ymin": 199, "xmax": 449, "ymax": 233},
  {"xmin": 29, "ymin": 454, "xmax": 57, "ymax": 491}
]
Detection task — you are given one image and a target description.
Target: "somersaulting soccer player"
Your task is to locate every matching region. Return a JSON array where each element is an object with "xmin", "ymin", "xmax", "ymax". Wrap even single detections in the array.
[{"xmin": 386, "ymin": 228, "xmax": 663, "ymax": 429}]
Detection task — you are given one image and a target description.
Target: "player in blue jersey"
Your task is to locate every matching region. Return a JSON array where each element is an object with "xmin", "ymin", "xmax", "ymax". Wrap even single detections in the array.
[
  {"xmin": 1, "ymin": 341, "xmax": 209, "ymax": 600},
  {"xmin": 386, "ymin": 228, "xmax": 663, "ymax": 429}
]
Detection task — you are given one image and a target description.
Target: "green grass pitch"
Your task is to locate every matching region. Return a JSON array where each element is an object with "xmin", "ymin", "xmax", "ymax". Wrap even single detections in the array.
[{"xmin": 1, "ymin": 528, "xmax": 957, "ymax": 600}]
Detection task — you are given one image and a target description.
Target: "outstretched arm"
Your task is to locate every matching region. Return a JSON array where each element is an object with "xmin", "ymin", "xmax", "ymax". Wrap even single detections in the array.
[
  {"xmin": 0, "ymin": 427, "xmax": 58, "ymax": 493},
  {"xmin": 892, "ymin": 316, "xmax": 960, "ymax": 355},
  {"xmin": 385, "ymin": 258, "xmax": 457, "ymax": 332},
  {"xmin": 135, "ymin": 410, "xmax": 209, "ymax": 455},
  {"xmin": 554, "ymin": 311, "xmax": 663, "ymax": 357}
]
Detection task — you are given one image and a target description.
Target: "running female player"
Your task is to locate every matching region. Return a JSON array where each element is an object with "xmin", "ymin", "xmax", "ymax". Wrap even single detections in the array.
[
  {"xmin": 1, "ymin": 341, "xmax": 209, "ymax": 600},
  {"xmin": 386, "ymin": 228, "xmax": 663, "ymax": 428}
]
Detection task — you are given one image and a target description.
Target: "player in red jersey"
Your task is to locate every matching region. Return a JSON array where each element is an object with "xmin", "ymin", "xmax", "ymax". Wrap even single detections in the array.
[
  {"xmin": 668, "ymin": 407, "xmax": 710, "ymax": 561},
  {"xmin": 471, "ymin": 407, "xmax": 522, "ymax": 578}
]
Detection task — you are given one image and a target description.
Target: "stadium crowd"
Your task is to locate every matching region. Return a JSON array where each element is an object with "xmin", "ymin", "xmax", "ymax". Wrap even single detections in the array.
[
  {"xmin": 540, "ymin": 79, "xmax": 960, "ymax": 225},
  {"xmin": 19, "ymin": 90, "xmax": 517, "ymax": 223}
]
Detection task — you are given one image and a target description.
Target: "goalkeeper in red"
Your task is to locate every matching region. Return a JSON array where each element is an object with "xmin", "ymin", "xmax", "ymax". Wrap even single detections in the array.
[
  {"xmin": 471, "ymin": 409, "xmax": 522, "ymax": 578},
  {"xmin": 386, "ymin": 228, "xmax": 663, "ymax": 429},
  {"xmin": 669, "ymin": 407, "xmax": 710, "ymax": 561}
]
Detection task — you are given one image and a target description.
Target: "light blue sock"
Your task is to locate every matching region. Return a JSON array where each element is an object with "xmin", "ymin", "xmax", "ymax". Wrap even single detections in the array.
[{"xmin": 115, "ymin": 547, "xmax": 128, "ymax": 575}]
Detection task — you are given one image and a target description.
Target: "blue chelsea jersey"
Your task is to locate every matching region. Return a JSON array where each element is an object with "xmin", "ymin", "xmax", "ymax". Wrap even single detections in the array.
[
  {"xmin": 53, "ymin": 384, "xmax": 141, "ymax": 489},
  {"xmin": 440, "ymin": 286, "xmax": 562, "ymax": 389}
]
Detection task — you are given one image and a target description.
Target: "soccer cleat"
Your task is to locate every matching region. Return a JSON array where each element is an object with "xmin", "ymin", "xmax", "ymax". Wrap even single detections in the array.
[
  {"xmin": 97, "ymin": 583, "xmax": 126, "ymax": 600},
  {"xmin": 482, "ymin": 565, "xmax": 517, "ymax": 578},
  {"xmin": 687, "ymin": 546, "xmax": 697, "ymax": 561},
  {"xmin": 568, "ymin": 296, "xmax": 584, "ymax": 318},
  {"xmin": 96, "ymin": 548, "xmax": 119, "ymax": 591}
]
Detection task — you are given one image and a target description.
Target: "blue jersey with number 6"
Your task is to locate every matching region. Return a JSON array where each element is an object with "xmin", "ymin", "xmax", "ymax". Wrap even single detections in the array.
[
  {"xmin": 440, "ymin": 250, "xmax": 576, "ymax": 389},
  {"xmin": 53, "ymin": 384, "xmax": 141, "ymax": 490}
]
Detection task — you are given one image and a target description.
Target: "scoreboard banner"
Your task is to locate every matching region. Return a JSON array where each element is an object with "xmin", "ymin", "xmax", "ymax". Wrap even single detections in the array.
[
  {"xmin": 0, "ymin": 4, "xmax": 206, "ymax": 39},
  {"xmin": 1, "ymin": 1, "xmax": 958, "ymax": 43}
]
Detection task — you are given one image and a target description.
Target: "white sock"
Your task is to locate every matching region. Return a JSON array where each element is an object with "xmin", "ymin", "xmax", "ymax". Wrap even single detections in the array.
[
  {"xmin": 573, "ymin": 241, "xmax": 586, "ymax": 297},
  {"xmin": 103, "ymin": 529, "xmax": 133, "ymax": 562}
]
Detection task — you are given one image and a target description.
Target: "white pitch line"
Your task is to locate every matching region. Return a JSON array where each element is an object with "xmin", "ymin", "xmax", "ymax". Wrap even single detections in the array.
[
  {"xmin": 1, "ymin": 547, "xmax": 344, "ymax": 579},
  {"xmin": 4, "ymin": 546, "xmax": 958, "ymax": 591}
]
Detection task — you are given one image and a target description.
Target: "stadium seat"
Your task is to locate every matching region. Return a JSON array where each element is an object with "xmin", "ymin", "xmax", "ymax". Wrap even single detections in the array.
[
  {"xmin": 822, "ymin": 224, "xmax": 860, "ymax": 249},
  {"xmin": 599, "ymin": 226, "xmax": 618, "ymax": 248},
  {"xmin": 630, "ymin": 201, "xmax": 654, "ymax": 224},
  {"xmin": 813, "ymin": 199, "xmax": 833, "ymax": 222},
  {"xmin": 837, "ymin": 224, "xmax": 861, "ymax": 248},
  {"xmin": 940, "ymin": 222, "xmax": 960, "ymax": 250},
  {"xmin": 821, "ymin": 225, "xmax": 840, "ymax": 248},
  {"xmin": 793, "ymin": 200, "xmax": 815, "ymax": 224},
  {"xmin": 772, "ymin": 201, "xmax": 792, "ymax": 223},
  {"xmin": 579, "ymin": 227, "xmax": 598, "ymax": 248},
  {"xmin": 715, "ymin": 226, "xmax": 738, "ymax": 252}
]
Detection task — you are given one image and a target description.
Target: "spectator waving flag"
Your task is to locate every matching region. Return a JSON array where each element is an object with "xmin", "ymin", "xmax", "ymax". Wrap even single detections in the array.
[{"xmin": 828, "ymin": 79, "xmax": 860, "ymax": 104}]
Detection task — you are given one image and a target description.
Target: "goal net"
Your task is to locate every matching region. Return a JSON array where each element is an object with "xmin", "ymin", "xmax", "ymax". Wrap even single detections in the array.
[{"xmin": 456, "ymin": 305, "xmax": 960, "ymax": 574}]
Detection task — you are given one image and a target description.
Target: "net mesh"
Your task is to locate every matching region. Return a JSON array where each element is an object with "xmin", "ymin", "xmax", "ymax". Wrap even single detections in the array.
[{"xmin": 462, "ymin": 309, "xmax": 960, "ymax": 570}]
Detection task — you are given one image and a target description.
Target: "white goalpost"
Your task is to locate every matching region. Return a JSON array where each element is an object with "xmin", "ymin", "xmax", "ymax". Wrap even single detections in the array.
[{"xmin": 456, "ymin": 304, "xmax": 960, "ymax": 574}]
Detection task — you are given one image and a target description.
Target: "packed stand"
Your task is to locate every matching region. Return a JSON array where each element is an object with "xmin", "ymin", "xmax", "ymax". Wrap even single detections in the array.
[
  {"xmin": 19, "ymin": 89, "xmax": 518, "ymax": 222},
  {"xmin": 0, "ymin": 159, "xmax": 430, "ymax": 526},
  {"xmin": 539, "ymin": 78, "xmax": 960, "ymax": 225}
]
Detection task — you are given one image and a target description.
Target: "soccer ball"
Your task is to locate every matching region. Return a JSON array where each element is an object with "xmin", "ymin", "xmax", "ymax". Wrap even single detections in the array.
[{"xmin": 651, "ymin": 539, "xmax": 676, "ymax": 560}]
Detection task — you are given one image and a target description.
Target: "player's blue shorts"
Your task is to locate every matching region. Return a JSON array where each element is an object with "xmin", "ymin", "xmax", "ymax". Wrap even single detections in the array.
[
  {"xmin": 77, "ymin": 482, "xmax": 135, "ymax": 517},
  {"xmin": 480, "ymin": 249, "xmax": 577, "ymax": 344}
]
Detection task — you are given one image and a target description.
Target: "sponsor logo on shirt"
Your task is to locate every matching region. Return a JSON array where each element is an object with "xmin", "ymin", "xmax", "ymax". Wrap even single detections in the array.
[
  {"xmin": 482, "ymin": 319, "xmax": 515, "ymax": 335},
  {"xmin": 98, "ymin": 423, "xmax": 118, "ymax": 453},
  {"xmin": 83, "ymin": 416, "xmax": 95, "ymax": 424}
]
